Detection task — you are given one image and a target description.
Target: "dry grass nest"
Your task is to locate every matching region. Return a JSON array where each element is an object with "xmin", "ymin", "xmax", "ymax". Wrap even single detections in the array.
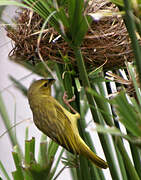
[{"xmin": 7, "ymin": 0, "xmax": 135, "ymax": 71}]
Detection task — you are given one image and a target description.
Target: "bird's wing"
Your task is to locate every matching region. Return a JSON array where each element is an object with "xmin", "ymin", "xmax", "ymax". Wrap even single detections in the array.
[
  {"xmin": 40, "ymin": 97, "xmax": 73, "ymax": 151},
  {"xmin": 43, "ymin": 97, "xmax": 71, "ymax": 127},
  {"xmin": 53, "ymin": 101, "xmax": 76, "ymax": 151}
]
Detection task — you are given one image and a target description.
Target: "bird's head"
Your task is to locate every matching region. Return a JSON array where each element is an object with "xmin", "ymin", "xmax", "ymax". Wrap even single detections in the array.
[{"xmin": 28, "ymin": 79, "xmax": 55, "ymax": 97}]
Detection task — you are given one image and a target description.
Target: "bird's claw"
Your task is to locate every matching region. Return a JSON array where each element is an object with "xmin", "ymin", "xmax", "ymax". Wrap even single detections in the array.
[
  {"xmin": 63, "ymin": 91, "xmax": 68, "ymax": 103},
  {"xmin": 63, "ymin": 92, "xmax": 75, "ymax": 103},
  {"xmin": 63, "ymin": 92, "xmax": 77, "ymax": 114},
  {"xmin": 69, "ymin": 95, "xmax": 75, "ymax": 102}
]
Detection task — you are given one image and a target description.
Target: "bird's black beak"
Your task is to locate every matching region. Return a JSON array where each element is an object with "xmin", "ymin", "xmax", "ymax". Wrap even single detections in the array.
[{"xmin": 48, "ymin": 78, "xmax": 56, "ymax": 85}]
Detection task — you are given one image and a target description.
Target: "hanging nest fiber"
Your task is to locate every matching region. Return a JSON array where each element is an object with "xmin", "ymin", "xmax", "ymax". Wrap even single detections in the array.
[{"xmin": 7, "ymin": 0, "xmax": 134, "ymax": 71}]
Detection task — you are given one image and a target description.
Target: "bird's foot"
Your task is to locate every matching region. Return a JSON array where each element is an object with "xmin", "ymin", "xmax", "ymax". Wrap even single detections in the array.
[
  {"xmin": 63, "ymin": 92, "xmax": 75, "ymax": 103},
  {"xmin": 63, "ymin": 92, "xmax": 77, "ymax": 114}
]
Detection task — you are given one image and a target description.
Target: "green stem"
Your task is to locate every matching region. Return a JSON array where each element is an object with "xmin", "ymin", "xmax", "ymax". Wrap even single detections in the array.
[
  {"xmin": 38, "ymin": 135, "xmax": 47, "ymax": 167},
  {"xmin": 53, "ymin": 165, "xmax": 67, "ymax": 180},
  {"xmin": 92, "ymin": 79, "xmax": 113, "ymax": 126},
  {"xmin": 79, "ymin": 156, "xmax": 92, "ymax": 180},
  {"xmin": 56, "ymin": 63, "xmax": 92, "ymax": 180},
  {"xmin": 24, "ymin": 138, "xmax": 35, "ymax": 180},
  {"xmin": 80, "ymin": 99, "xmax": 104, "ymax": 179},
  {"xmin": 74, "ymin": 47, "xmax": 97, "ymax": 120},
  {"xmin": 12, "ymin": 152, "xmax": 24, "ymax": 180},
  {"xmin": 25, "ymin": 138, "xmax": 35, "ymax": 165},
  {"xmin": 134, "ymin": 16, "xmax": 141, "ymax": 37},
  {"xmin": 123, "ymin": 0, "xmax": 141, "ymax": 83},
  {"xmin": 117, "ymin": 139, "xmax": 140, "ymax": 180},
  {"xmin": 114, "ymin": 144, "xmax": 128, "ymax": 180},
  {"xmin": 74, "ymin": 47, "xmax": 124, "ymax": 180},
  {"xmin": 129, "ymin": 142, "xmax": 141, "ymax": 179}
]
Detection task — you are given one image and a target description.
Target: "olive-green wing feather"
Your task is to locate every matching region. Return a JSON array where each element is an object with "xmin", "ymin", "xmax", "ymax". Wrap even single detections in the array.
[{"xmin": 36, "ymin": 97, "xmax": 77, "ymax": 152}]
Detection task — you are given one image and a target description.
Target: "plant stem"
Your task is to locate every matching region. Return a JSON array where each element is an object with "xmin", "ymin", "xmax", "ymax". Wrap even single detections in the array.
[
  {"xmin": 117, "ymin": 138, "xmax": 140, "ymax": 180},
  {"xmin": 74, "ymin": 47, "xmax": 98, "ymax": 119},
  {"xmin": 123, "ymin": 0, "xmax": 141, "ymax": 83},
  {"xmin": 129, "ymin": 141, "xmax": 141, "ymax": 179},
  {"xmin": 74, "ymin": 47, "xmax": 122, "ymax": 179},
  {"xmin": 53, "ymin": 165, "xmax": 67, "ymax": 180}
]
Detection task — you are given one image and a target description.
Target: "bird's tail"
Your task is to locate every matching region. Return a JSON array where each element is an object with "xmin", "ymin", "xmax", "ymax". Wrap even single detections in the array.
[{"xmin": 78, "ymin": 137, "xmax": 108, "ymax": 169}]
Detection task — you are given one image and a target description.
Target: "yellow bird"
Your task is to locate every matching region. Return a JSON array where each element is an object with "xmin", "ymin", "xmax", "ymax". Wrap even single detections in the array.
[{"xmin": 27, "ymin": 79, "xmax": 108, "ymax": 169}]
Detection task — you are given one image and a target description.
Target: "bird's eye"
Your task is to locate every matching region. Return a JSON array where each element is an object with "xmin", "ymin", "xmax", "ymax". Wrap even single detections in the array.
[{"xmin": 43, "ymin": 82, "xmax": 48, "ymax": 87}]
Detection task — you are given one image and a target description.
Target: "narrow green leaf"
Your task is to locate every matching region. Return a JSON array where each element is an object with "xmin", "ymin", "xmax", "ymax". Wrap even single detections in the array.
[
  {"xmin": 9, "ymin": 76, "xmax": 27, "ymax": 96},
  {"xmin": 57, "ymin": 8, "xmax": 69, "ymax": 28},
  {"xmin": 75, "ymin": 78, "xmax": 81, "ymax": 92},
  {"xmin": 69, "ymin": 0, "xmax": 84, "ymax": 41},
  {"xmin": 0, "ymin": 94, "xmax": 22, "ymax": 157},
  {"xmin": 127, "ymin": 62, "xmax": 141, "ymax": 106},
  {"xmin": 49, "ymin": 149, "xmax": 64, "ymax": 180},
  {"xmin": 0, "ymin": 161, "xmax": 10, "ymax": 180},
  {"xmin": 47, "ymin": 140, "xmax": 59, "ymax": 162},
  {"xmin": 113, "ymin": 92, "xmax": 141, "ymax": 136},
  {"xmin": 0, "ymin": 6, "xmax": 5, "ymax": 18},
  {"xmin": 23, "ymin": 0, "xmax": 61, "ymax": 34},
  {"xmin": 52, "ymin": 165, "xmax": 67, "ymax": 180},
  {"xmin": 74, "ymin": 15, "xmax": 90, "ymax": 46},
  {"xmin": 110, "ymin": 0, "xmax": 124, "ymax": 6},
  {"xmin": 0, "ymin": 1, "xmax": 30, "ymax": 8},
  {"xmin": 68, "ymin": 0, "xmax": 75, "ymax": 25},
  {"xmin": 91, "ymin": 81, "xmax": 114, "ymax": 126}
]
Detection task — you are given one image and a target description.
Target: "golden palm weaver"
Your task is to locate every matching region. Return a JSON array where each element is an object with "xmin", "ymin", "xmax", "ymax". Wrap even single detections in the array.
[{"xmin": 27, "ymin": 79, "xmax": 108, "ymax": 169}]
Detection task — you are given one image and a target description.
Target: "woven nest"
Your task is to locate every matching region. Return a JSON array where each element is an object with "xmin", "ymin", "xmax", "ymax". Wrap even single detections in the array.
[{"xmin": 7, "ymin": 0, "xmax": 134, "ymax": 71}]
